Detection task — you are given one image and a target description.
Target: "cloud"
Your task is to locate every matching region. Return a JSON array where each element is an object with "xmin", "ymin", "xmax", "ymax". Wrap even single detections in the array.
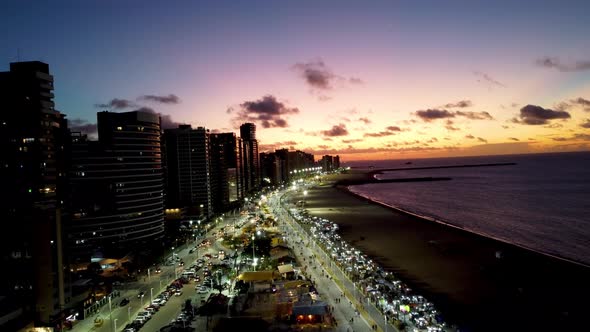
[
  {"xmin": 544, "ymin": 123, "xmax": 563, "ymax": 129},
  {"xmin": 292, "ymin": 59, "xmax": 337, "ymax": 90},
  {"xmin": 229, "ymin": 95, "xmax": 300, "ymax": 129},
  {"xmin": 445, "ymin": 120, "xmax": 461, "ymax": 131},
  {"xmin": 68, "ymin": 118, "xmax": 97, "ymax": 136},
  {"xmin": 415, "ymin": 108, "xmax": 494, "ymax": 122},
  {"xmin": 138, "ymin": 94, "xmax": 180, "ymax": 104},
  {"xmin": 292, "ymin": 59, "xmax": 364, "ymax": 100},
  {"xmin": 342, "ymin": 139, "xmax": 363, "ymax": 143},
  {"xmin": 474, "ymin": 71, "xmax": 505, "ymax": 88},
  {"xmin": 349, "ymin": 77, "xmax": 364, "ymax": 84},
  {"xmin": 570, "ymin": 97, "xmax": 590, "ymax": 112},
  {"xmin": 133, "ymin": 107, "xmax": 182, "ymax": 129},
  {"xmin": 95, "ymin": 98, "xmax": 136, "ymax": 109},
  {"xmin": 508, "ymin": 137, "xmax": 520, "ymax": 141},
  {"xmin": 321, "ymin": 124, "xmax": 349, "ymax": 137},
  {"xmin": 364, "ymin": 131, "xmax": 396, "ymax": 138},
  {"xmin": 358, "ymin": 117, "xmax": 371, "ymax": 124},
  {"xmin": 465, "ymin": 134, "xmax": 475, "ymax": 139},
  {"xmin": 259, "ymin": 141, "xmax": 298, "ymax": 152},
  {"xmin": 455, "ymin": 111, "xmax": 494, "ymax": 120},
  {"xmin": 513, "ymin": 104, "xmax": 571, "ymax": 125},
  {"xmin": 386, "ymin": 126, "xmax": 401, "ymax": 131},
  {"xmin": 502, "ymin": 125, "xmax": 510, "ymax": 129},
  {"xmin": 535, "ymin": 57, "xmax": 590, "ymax": 72},
  {"xmin": 477, "ymin": 137, "xmax": 488, "ymax": 143},
  {"xmin": 581, "ymin": 119, "xmax": 590, "ymax": 129},
  {"xmin": 442, "ymin": 100, "xmax": 473, "ymax": 108},
  {"xmin": 551, "ymin": 134, "xmax": 590, "ymax": 142},
  {"xmin": 415, "ymin": 109, "xmax": 455, "ymax": 121}
]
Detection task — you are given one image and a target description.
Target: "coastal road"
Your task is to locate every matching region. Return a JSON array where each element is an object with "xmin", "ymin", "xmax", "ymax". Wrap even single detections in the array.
[{"xmin": 270, "ymin": 191, "xmax": 396, "ymax": 332}]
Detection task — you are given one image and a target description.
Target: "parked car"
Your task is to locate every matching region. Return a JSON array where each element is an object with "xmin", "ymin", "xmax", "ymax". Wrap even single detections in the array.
[
  {"xmin": 119, "ymin": 298, "xmax": 130, "ymax": 307},
  {"xmin": 175, "ymin": 290, "xmax": 183, "ymax": 296}
]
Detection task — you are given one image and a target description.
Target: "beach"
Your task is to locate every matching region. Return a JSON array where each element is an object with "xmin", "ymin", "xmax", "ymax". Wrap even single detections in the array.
[{"xmin": 300, "ymin": 170, "xmax": 590, "ymax": 331}]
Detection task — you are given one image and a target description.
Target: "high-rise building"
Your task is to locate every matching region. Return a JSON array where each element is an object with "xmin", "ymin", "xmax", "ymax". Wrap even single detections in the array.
[
  {"xmin": 163, "ymin": 125, "xmax": 211, "ymax": 218},
  {"xmin": 0, "ymin": 61, "xmax": 67, "ymax": 328},
  {"xmin": 321, "ymin": 154, "xmax": 340, "ymax": 172},
  {"xmin": 239, "ymin": 123, "xmax": 260, "ymax": 193},
  {"xmin": 67, "ymin": 111, "xmax": 165, "ymax": 260},
  {"xmin": 210, "ymin": 132, "xmax": 244, "ymax": 211}
]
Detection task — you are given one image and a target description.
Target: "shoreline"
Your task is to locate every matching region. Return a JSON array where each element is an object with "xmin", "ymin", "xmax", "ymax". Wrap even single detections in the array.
[
  {"xmin": 341, "ymin": 183, "xmax": 590, "ymax": 269},
  {"xmin": 303, "ymin": 171, "xmax": 590, "ymax": 331}
]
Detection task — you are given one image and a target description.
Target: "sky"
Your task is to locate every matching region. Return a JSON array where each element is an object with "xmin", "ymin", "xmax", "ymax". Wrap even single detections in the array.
[{"xmin": 1, "ymin": 0, "xmax": 590, "ymax": 161}]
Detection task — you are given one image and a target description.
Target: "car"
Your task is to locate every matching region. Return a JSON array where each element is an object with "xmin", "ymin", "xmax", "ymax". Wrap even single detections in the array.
[
  {"xmin": 137, "ymin": 311, "xmax": 151, "ymax": 320},
  {"xmin": 189, "ymin": 249, "xmax": 194, "ymax": 254},
  {"xmin": 119, "ymin": 298, "xmax": 130, "ymax": 307},
  {"xmin": 137, "ymin": 291, "xmax": 145, "ymax": 298},
  {"xmin": 175, "ymin": 290, "xmax": 183, "ymax": 296},
  {"xmin": 154, "ymin": 267, "xmax": 161, "ymax": 273}
]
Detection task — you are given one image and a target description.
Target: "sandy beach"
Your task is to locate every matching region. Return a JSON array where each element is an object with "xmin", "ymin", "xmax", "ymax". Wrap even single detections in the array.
[{"xmin": 296, "ymin": 170, "xmax": 590, "ymax": 331}]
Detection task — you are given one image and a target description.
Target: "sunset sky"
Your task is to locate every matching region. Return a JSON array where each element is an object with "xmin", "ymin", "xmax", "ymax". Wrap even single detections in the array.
[{"xmin": 2, "ymin": 0, "xmax": 589, "ymax": 161}]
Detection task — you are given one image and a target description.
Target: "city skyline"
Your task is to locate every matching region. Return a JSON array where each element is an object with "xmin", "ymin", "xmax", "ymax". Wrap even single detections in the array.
[{"xmin": 1, "ymin": 0, "xmax": 590, "ymax": 160}]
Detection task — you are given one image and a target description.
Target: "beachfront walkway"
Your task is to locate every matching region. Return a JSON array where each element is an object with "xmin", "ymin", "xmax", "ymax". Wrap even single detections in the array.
[{"xmin": 270, "ymin": 194, "xmax": 396, "ymax": 332}]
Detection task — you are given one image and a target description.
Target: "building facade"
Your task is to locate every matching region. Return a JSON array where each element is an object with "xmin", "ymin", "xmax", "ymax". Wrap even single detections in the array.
[
  {"xmin": 163, "ymin": 125, "xmax": 212, "ymax": 218},
  {"xmin": 67, "ymin": 111, "xmax": 165, "ymax": 260},
  {"xmin": 0, "ymin": 61, "xmax": 67, "ymax": 328},
  {"xmin": 239, "ymin": 123, "xmax": 260, "ymax": 194}
]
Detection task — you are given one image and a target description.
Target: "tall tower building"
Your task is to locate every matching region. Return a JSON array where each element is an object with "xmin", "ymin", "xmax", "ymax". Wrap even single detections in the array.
[
  {"xmin": 67, "ymin": 110, "xmax": 165, "ymax": 260},
  {"xmin": 163, "ymin": 125, "xmax": 212, "ymax": 218},
  {"xmin": 0, "ymin": 61, "xmax": 67, "ymax": 328},
  {"xmin": 239, "ymin": 123, "xmax": 260, "ymax": 193}
]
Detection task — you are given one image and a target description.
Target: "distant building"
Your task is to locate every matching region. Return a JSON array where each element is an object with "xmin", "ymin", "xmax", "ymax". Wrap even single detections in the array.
[
  {"xmin": 163, "ymin": 125, "xmax": 212, "ymax": 218},
  {"xmin": 320, "ymin": 155, "xmax": 340, "ymax": 172},
  {"xmin": 0, "ymin": 61, "xmax": 67, "ymax": 328},
  {"xmin": 67, "ymin": 111, "xmax": 165, "ymax": 260},
  {"xmin": 239, "ymin": 123, "xmax": 260, "ymax": 193},
  {"xmin": 261, "ymin": 149, "xmax": 316, "ymax": 185}
]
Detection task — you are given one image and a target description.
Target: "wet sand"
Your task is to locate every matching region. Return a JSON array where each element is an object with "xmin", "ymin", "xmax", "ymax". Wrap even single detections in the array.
[{"xmin": 299, "ymin": 171, "xmax": 590, "ymax": 331}]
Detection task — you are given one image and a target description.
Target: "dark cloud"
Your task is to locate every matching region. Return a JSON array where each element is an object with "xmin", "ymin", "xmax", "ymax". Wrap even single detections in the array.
[
  {"xmin": 455, "ymin": 111, "xmax": 494, "ymax": 120},
  {"xmin": 535, "ymin": 57, "xmax": 590, "ymax": 72},
  {"xmin": 581, "ymin": 119, "xmax": 590, "ymax": 129},
  {"xmin": 474, "ymin": 71, "xmax": 505, "ymax": 88},
  {"xmin": 445, "ymin": 120, "xmax": 461, "ymax": 131},
  {"xmin": 513, "ymin": 104, "xmax": 571, "ymax": 125},
  {"xmin": 442, "ymin": 100, "xmax": 473, "ymax": 108},
  {"xmin": 508, "ymin": 137, "xmax": 520, "ymax": 141},
  {"xmin": 321, "ymin": 124, "xmax": 349, "ymax": 137},
  {"xmin": 465, "ymin": 134, "xmax": 475, "ymax": 139},
  {"xmin": 364, "ymin": 131, "xmax": 395, "ymax": 138},
  {"xmin": 415, "ymin": 109, "xmax": 455, "ymax": 121},
  {"xmin": 511, "ymin": 103, "xmax": 519, "ymax": 108},
  {"xmin": 477, "ymin": 137, "xmax": 488, "ymax": 143},
  {"xmin": 259, "ymin": 141, "xmax": 298, "ymax": 152},
  {"xmin": 138, "ymin": 94, "xmax": 180, "ymax": 104},
  {"xmin": 570, "ymin": 97, "xmax": 590, "ymax": 112},
  {"xmin": 292, "ymin": 59, "xmax": 336, "ymax": 90},
  {"xmin": 134, "ymin": 107, "xmax": 182, "ymax": 129},
  {"xmin": 229, "ymin": 95, "xmax": 300, "ymax": 129},
  {"xmin": 544, "ymin": 123, "xmax": 564, "ymax": 129},
  {"xmin": 415, "ymin": 108, "xmax": 493, "ymax": 122},
  {"xmin": 358, "ymin": 117, "xmax": 371, "ymax": 124},
  {"xmin": 68, "ymin": 118, "xmax": 97, "ymax": 136},
  {"xmin": 95, "ymin": 98, "xmax": 136, "ymax": 109},
  {"xmin": 292, "ymin": 59, "xmax": 364, "ymax": 100},
  {"xmin": 349, "ymin": 77, "xmax": 364, "ymax": 84},
  {"xmin": 363, "ymin": 125, "xmax": 403, "ymax": 138},
  {"xmin": 342, "ymin": 139, "xmax": 363, "ymax": 144},
  {"xmin": 502, "ymin": 125, "xmax": 510, "ymax": 129}
]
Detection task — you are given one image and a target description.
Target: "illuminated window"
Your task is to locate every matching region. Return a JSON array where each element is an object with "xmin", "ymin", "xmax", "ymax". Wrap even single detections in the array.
[{"xmin": 116, "ymin": 126, "xmax": 123, "ymax": 131}]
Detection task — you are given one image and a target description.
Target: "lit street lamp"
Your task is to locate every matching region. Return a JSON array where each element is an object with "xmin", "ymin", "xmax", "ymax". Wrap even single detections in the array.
[
  {"xmin": 251, "ymin": 235, "xmax": 256, "ymax": 271},
  {"xmin": 150, "ymin": 287, "xmax": 154, "ymax": 304}
]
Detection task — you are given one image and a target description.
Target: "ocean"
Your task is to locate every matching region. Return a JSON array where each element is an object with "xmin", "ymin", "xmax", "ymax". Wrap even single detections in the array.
[{"xmin": 346, "ymin": 151, "xmax": 590, "ymax": 266}]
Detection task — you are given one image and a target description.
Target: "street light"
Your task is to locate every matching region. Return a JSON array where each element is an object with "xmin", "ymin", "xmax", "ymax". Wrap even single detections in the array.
[
  {"xmin": 140, "ymin": 294, "xmax": 145, "ymax": 308},
  {"xmin": 150, "ymin": 287, "xmax": 154, "ymax": 304},
  {"xmin": 114, "ymin": 318, "xmax": 118, "ymax": 332},
  {"xmin": 251, "ymin": 235, "xmax": 256, "ymax": 271},
  {"xmin": 127, "ymin": 306, "xmax": 131, "ymax": 322}
]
